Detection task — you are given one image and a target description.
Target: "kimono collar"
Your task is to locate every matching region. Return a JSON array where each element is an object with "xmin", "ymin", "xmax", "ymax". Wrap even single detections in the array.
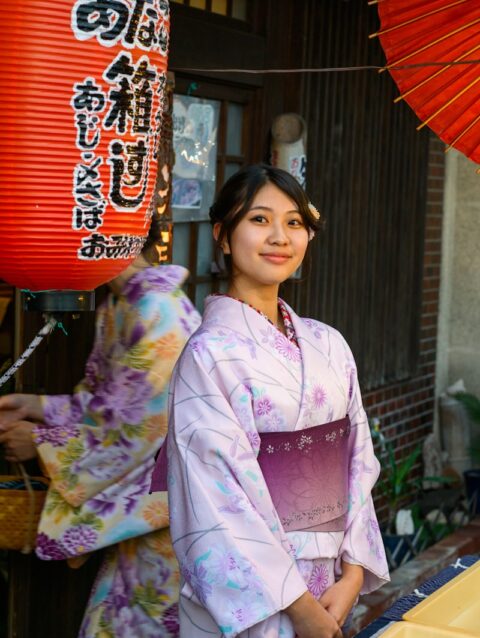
[
  {"xmin": 208, "ymin": 294, "xmax": 298, "ymax": 345},
  {"xmin": 203, "ymin": 294, "xmax": 295, "ymax": 331},
  {"xmin": 202, "ymin": 294, "xmax": 325, "ymax": 357},
  {"xmin": 121, "ymin": 265, "xmax": 189, "ymax": 304}
]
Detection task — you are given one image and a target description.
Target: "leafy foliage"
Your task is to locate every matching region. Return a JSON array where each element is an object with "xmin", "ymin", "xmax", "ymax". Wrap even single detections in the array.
[
  {"xmin": 454, "ymin": 392, "xmax": 480, "ymax": 424},
  {"xmin": 371, "ymin": 420, "xmax": 453, "ymax": 533}
]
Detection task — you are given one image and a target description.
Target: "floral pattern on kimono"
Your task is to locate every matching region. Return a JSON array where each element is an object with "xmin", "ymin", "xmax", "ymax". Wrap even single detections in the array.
[
  {"xmin": 162, "ymin": 295, "xmax": 389, "ymax": 638},
  {"xmin": 32, "ymin": 265, "xmax": 201, "ymax": 638}
]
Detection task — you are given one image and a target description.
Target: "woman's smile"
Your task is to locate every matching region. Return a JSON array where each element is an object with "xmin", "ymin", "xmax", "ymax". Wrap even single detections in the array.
[{"xmin": 259, "ymin": 252, "xmax": 292, "ymax": 264}]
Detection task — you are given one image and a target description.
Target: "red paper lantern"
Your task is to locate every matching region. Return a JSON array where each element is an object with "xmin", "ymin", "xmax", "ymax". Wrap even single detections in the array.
[{"xmin": 0, "ymin": 0, "xmax": 170, "ymax": 301}]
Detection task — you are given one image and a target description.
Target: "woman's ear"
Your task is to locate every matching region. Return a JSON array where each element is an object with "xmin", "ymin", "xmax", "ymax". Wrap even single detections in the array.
[
  {"xmin": 212, "ymin": 222, "xmax": 222, "ymax": 241},
  {"xmin": 213, "ymin": 223, "xmax": 230, "ymax": 254}
]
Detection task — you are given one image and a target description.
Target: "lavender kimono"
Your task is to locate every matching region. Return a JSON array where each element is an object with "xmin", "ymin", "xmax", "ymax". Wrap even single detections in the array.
[
  {"xmin": 32, "ymin": 265, "xmax": 201, "ymax": 638},
  {"xmin": 164, "ymin": 295, "xmax": 389, "ymax": 638}
]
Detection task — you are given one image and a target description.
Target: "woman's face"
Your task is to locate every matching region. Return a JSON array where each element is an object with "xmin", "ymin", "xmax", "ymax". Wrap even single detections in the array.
[{"xmin": 222, "ymin": 182, "xmax": 309, "ymax": 292}]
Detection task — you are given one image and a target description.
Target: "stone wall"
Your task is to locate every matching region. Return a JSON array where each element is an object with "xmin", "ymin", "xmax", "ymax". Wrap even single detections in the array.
[{"xmin": 437, "ymin": 150, "xmax": 480, "ymax": 398}]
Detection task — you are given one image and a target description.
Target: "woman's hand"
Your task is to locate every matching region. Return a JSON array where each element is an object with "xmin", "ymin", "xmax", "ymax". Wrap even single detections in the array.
[
  {"xmin": 0, "ymin": 394, "xmax": 44, "ymax": 424},
  {"xmin": 286, "ymin": 591, "xmax": 342, "ymax": 638},
  {"xmin": 319, "ymin": 562, "xmax": 364, "ymax": 627},
  {"xmin": 0, "ymin": 420, "xmax": 37, "ymax": 462}
]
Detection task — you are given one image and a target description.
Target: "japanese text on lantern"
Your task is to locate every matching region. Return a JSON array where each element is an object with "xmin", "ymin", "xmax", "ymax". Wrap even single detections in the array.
[{"xmin": 70, "ymin": 0, "xmax": 169, "ymax": 260}]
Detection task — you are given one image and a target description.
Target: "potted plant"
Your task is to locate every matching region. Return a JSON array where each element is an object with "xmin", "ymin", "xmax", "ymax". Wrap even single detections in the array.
[
  {"xmin": 370, "ymin": 419, "xmax": 455, "ymax": 569},
  {"xmin": 453, "ymin": 391, "xmax": 480, "ymax": 515},
  {"xmin": 370, "ymin": 419, "xmax": 420, "ymax": 567}
]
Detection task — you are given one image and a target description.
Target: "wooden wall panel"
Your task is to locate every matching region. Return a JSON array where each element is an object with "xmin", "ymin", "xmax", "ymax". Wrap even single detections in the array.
[{"xmin": 282, "ymin": 0, "xmax": 430, "ymax": 390}]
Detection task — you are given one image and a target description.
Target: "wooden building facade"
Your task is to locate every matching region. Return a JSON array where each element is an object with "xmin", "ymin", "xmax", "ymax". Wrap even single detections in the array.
[{"xmin": 1, "ymin": 1, "xmax": 445, "ymax": 636}]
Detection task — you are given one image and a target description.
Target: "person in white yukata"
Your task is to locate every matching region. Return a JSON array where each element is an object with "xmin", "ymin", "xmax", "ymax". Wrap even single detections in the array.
[{"xmin": 151, "ymin": 164, "xmax": 389, "ymax": 638}]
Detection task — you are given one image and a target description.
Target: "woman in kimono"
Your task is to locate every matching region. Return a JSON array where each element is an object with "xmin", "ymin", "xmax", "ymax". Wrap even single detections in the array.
[
  {"xmin": 0, "ymin": 214, "xmax": 201, "ymax": 638},
  {"xmin": 151, "ymin": 164, "xmax": 389, "ymax": 638}
]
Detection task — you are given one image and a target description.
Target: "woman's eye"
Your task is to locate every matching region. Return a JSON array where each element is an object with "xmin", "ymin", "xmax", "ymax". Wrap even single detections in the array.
[
  {"xmin": 289, "ymin": 218, "xmax": 304, "ymax": 227},
  {"xmin": 251, "ymin": 215, "xmax": 267, "ymax": 223}
]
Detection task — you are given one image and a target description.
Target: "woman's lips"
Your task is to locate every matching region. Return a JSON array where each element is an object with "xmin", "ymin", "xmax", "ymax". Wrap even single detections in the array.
[{"xmin": 260, "ymin": 254, "xmax": 291, "ymax": 264}]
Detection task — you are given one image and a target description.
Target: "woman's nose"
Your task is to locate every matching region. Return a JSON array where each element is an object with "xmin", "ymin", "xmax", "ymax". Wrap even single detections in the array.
[{"xmin": 268, "ymin": 222, "xmax": 289, "ymax": 244}]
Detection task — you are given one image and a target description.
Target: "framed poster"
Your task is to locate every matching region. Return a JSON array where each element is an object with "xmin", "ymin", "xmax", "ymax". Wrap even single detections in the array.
[{"xmin": 172, "ymin": 94, "xmax": 220, "ymax": 222}]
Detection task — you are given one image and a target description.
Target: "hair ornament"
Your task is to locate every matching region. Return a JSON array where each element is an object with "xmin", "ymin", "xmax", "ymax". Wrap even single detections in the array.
[{"xmin": 308, "ymin": 202, "xmax": 320, "ymax": 220}]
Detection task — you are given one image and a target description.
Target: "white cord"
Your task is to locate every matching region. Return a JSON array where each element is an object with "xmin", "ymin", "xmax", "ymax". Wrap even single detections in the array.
[{"xmin": 0, "ymin": 316, "xmax": 57, "ymax": 388}]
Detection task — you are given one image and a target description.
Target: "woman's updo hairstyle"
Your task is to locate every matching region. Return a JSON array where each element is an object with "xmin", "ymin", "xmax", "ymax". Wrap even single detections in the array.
[{"xmin": 209, "ymin": 164, "xmax": 322, "ymax": 273}]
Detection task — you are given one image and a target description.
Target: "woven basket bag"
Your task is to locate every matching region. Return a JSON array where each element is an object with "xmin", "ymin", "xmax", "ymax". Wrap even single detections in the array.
[{"xmin": 0, "ymin": 464, "xmax": 49, "ymax": 553}]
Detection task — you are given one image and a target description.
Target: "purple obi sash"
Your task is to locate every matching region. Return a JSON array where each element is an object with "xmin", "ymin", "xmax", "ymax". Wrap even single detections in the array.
[
  {"xmin": 151, "ymin": 437, "xmax": 169, "ymax": 493},
  {"xmin": 151, "ymin": 417, "xmax": 351, "ymax": 534},
  {"xmin": 257, "ymin": 417, "xmax": 351, "ymax": 533}
]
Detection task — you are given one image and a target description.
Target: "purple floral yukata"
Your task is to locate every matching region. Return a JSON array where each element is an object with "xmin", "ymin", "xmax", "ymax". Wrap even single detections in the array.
[{"xmin": 33, "ymin": 265, "xmax": 201, "ymax": 638}]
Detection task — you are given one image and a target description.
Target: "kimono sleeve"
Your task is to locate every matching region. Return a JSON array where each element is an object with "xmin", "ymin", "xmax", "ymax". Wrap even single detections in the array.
[
  {"xmin": 33, "ymin": 294, "xmax": 187, "ymax": 507},
  {"xmin": 336, "ymin": 337, "xmax": 390, "ymax": 593},
  {"xmin": 40, "ymin": 389, "xmax": 93, "ymax": 431},
  {"xmin": 39, "ymin": 304, "xmax": 108, "ymax": 431},
  {"xmin": 167, "ymin": 346, "xmax": 308, "ymax": 636}
]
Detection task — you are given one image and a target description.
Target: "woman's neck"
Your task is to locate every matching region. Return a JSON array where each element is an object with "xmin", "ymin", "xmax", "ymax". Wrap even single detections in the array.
[{"xmin": 227, "ymin": 283, "xmax": 281, "ymax": 327}]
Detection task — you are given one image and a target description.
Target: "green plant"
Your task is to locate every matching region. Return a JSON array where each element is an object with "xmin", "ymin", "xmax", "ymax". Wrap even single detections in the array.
[{"xmin": 370, "ymin": 419, "xmax": 453, "ymax": 534}]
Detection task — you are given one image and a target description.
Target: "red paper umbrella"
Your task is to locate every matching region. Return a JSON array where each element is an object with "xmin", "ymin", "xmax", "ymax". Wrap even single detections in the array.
[
  {"xmin": 371, "ymin": 0, "xmax": 480, "ymax": 164},
  {"xmin": 0, "ymin": 1, "xmax": 170, "ymax": 301}
]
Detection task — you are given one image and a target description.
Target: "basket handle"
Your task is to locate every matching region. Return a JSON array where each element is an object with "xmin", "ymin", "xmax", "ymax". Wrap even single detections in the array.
[{"xmin": 17, "ymin": 462, "xmax": 37, "ymax": 554}]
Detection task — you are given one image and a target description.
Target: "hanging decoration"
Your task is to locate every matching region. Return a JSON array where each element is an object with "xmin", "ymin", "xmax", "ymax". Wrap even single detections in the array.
[
  {"xmin": 270, "ymin": 113, "xmax": 307, "ymax": 188},
  {"xmin": 153, "ymin": 71, "xmax": 175, "ymax": 264},
  {"xmin": 0, "ymin": 0, "xmax": 170, "ymax": 306},
  {"xmin": 371, "ymin": 0, "xmax": 480, "ymax": 166}
]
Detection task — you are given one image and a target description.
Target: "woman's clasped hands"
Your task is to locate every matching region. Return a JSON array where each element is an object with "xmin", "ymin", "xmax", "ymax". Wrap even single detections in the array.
[
  {"xmin": 286, "ymin": 591, "xmax": 343, "ymax": 638},
  {"xmin": 0, "ymin": 394, "xmax": 43, "ymax": 462}
]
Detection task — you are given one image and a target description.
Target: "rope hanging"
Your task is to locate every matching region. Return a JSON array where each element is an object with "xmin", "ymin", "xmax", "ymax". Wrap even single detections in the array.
[
  {"xmin": 0, "ymin": 316, "xmax": 57, "ymax": 389},
  {"xmin": 0, "ymin": 315, "xmax": 58, "ymax": 553},
  {"xmin": 171, "ymin": 59, "xmax": 480, "ymax": 75}
]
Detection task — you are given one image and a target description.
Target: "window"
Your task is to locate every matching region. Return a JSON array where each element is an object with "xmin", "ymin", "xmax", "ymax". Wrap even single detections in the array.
[
  {"xmin": 171, "ymin": 81, "xmax": 252, "ymax": 309},
  {"xmin": 171, "ymin": 0, "xmax": 248, "ymax": 21},
  {"xmin": 172, "ymin": 95, "xmax": 221, "ymax": 222}
]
